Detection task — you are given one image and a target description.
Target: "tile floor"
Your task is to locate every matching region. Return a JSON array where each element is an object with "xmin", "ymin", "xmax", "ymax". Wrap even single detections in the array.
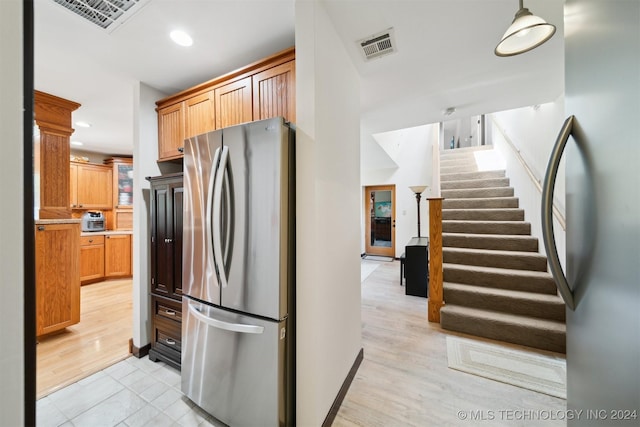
[{"xmin": 37, "ymin": 356, "xmax": 223, "ymax": 427}]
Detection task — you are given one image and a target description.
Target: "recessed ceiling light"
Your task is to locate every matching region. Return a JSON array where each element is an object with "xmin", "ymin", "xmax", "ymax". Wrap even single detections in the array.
[
  {"xmin": 71, "ymin": 141, "xmax": 84, "ymax": 146},
  {"xmin": 170, "ymin": 30, "xmax": 193, "ymax": 47},
  {"xmin": 75, "ymin": 121, "xmax": 91, "ymax": 128}
]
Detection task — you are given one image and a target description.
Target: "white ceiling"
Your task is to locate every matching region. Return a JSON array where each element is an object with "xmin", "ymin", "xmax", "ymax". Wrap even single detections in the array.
[{"xmin": 34, "ymin": 0, "xmax": 564, "ymax": 156}]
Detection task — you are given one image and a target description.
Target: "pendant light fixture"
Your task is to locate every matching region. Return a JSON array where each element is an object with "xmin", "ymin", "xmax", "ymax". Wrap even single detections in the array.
[{"xmin": 495, "ymin": 0, "xmax": 556, "ymax": 57}]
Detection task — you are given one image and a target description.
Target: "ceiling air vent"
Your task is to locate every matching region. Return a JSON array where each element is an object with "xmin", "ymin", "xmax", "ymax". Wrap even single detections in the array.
[
  {"xmin": 52, "ymin": 0, "xmax": 148, "ymax": 32},
  {"xmin": 358, "ymin": 28, "xmax": 396, "ymax": 61}
]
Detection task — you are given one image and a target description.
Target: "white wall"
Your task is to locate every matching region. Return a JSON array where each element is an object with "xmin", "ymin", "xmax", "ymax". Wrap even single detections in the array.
[
  {"xmin": 295, "ymin": 1, "xmax": 362, "ymax": 424},
  {"xmin": 132, "ymin": 82, "xmax": 171, "ymax": 348},
  {"xmin": 361, "ymin": 124, "xmax": 437, "ymax": 256},
  {"xmin": 489, "ymin": 96, "xmax": 566, "ymax": 268},
  {"xmin": 0, "ymin": 0, "xmax": 25, "ymax": 424}
]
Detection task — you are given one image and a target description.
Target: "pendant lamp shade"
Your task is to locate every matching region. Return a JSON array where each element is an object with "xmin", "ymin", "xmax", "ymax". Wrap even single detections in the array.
[
  {"xmin": 495, "ymin": 0, "xmax": 556, "ymax": 57},
  {"xmin": 409, "ymin": 185, "xmax": 428, "ymax": 195}
]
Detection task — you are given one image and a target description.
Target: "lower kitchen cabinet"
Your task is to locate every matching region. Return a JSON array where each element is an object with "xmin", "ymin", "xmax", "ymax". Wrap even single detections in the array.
[
  {"xmin": 80, "ymin": 235, "xmax": 105, "ymax": 284},
  {"xmin": 148, "ymin": 173, "xmax": 183, "ymax": 368},
  {"xmin": 35, "ymin": 221, "xmax": 81, "ymax": 337},
  {"xmin": 105, "ymin": 234, "xmax": 132, "ymax": 278},
  {"xmin": 80, "ymin": 232, "xmax": 132, "ymax": 284},
  {"xmin": 149, "ymin": 295, "xmax": 182, "ymax": 369}
]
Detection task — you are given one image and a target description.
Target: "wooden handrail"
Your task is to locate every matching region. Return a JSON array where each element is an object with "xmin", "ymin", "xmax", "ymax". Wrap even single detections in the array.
[{"xmin": 428, "ymin": 197, "xmax": 444, "ymax": 322}]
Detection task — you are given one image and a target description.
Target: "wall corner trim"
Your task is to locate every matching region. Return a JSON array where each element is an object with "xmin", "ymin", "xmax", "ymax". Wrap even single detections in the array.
[{"xmin": 322, "ymin": 348, "xmax": 364, "ymax": 427}]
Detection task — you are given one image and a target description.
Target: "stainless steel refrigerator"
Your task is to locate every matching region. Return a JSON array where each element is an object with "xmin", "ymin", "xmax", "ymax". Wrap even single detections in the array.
[
  {"xmin": 542, "ymin": 1, "xmax": 639, "ymax": 425},
  {"xmin": 181, "ymin": 117, "xmax": 295, "ymax": 426}
]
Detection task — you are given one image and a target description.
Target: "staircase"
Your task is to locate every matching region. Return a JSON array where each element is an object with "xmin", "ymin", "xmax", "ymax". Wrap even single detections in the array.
[{"xmin": 438, "ymin": 146, "xmax": 566, "ymax": 353}]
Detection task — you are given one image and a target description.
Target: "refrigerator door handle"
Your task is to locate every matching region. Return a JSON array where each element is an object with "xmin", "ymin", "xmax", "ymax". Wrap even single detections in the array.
[
  {"xmin": 205, "ymin": 146, "xmax": 223, "ymax": 292},
  {"xmin": 188, "ymin": 302, "xmax": 265, "ymax": 334},
  {"xmin": 211, "ymin": 146, "xmax": 230, "ymax": 289},
  {"xmin": 542, "ymin": 115, "xmax": 576, "ymax": 311}
]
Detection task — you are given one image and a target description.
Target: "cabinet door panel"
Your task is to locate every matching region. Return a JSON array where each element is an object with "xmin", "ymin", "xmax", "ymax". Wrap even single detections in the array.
[
  {"xmin": 70, "ymin": 164, "xmax": 78, "ymax": 208},
  {"xmin": 80, "ymin": 244, "xmax": 105, "ymax": 283},
  {"xmin": 172, "ymin": 185, "xmax": 184, "ymax": 299},
  {"xmin": 152, "ymin": 186, "xmax": 173, "ymax": 296},
  {"xmin": 158, "ymin": 103, "xmax": 185, "ymax": 160},
  {"xmin": 252, "ymin": 61, "xmax": 295, "ymax": 123},
  {"xmin": 76, "ymin": 165, "xmax": 112, "ymax": 209},
  {"xmin": 185, "ymin": 91, "xmax": 215, "ymax": 138},
  {"xmin": 215, "ymin": 77, "xmax": 252, "ymax": 129},
  {"xmin": 105, "ymin": 234, "xmax": 132, "ymax": 277},
  {"xmin": 35, "ymin": 223, "xmax": 80, "ymax": 336}
]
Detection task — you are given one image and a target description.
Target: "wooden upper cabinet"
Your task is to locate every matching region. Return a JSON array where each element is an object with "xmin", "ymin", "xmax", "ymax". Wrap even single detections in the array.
[
  {"xmin": 215, "ymin": 77, "xmax": 253, "ymax": 129},
  {"xmin": 156, "ymin": 47, "xmax": 295, "ymax": 162},
  {"xmin": 184, "ymin": 91, "xmax": 215, "ymax": 139},
  {"xmin": 34, "ymin": 91, "xmax": 81, "ymax": 219},
  {"xmin": 252, "ymin": 60, "xmax": 296, "ymax": 123},
  {"xmin": 70, "ymin": 162, "xmax": 112, "ymax": 210},
  {"xmin": 158, "ymin": 103, "xmax": 185, "ymax": 161},
  {"xmin": 70, "ymin": 163, "xmax": 79, "ymax": 209}
]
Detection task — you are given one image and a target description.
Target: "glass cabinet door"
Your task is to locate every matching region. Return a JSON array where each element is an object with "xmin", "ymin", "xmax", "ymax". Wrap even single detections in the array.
[{"xmin": 116, "ymin": 163, "xmax": 133, "ymax": 208}]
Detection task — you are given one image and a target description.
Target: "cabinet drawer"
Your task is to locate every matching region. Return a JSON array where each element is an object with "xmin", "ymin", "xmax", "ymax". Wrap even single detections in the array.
[
  {"xmin": 156, "ymin": 301, "xmax": 182, "ymax": 322},
  {"xmin": 154, "ymin": 297, "xmax": 182, "ymax": 322},
  {"xmin": 80, "ymin": 235, "xmax": 105, "ymax": 246},
  {"xmin": 153, "ymin": 315, "xmax": 182, "ymax": 356},
  {"xmin": 157, "ymin": 330, "xmax": 181, "ymax": 351}
]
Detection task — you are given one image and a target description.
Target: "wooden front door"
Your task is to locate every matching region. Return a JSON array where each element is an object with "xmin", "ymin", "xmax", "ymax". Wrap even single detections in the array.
[{"xmin": 364, "ymin": 185, "xmax": 396, "ymax": 258}]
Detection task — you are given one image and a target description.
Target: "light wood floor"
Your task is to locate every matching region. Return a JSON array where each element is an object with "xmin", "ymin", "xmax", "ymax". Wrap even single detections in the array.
[
  {"xmin": 36, "ymin": 279, "xmax": 133, "ymax": 399},
  {"xmin": 334, "ymin": 261, "xmax": 566, "ymax": 427}
]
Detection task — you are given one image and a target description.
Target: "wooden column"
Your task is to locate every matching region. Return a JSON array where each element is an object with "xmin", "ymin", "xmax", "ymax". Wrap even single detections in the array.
[
  {"xmin": 34, "ymin": 91, "xmax": 81, "ymax": 219},
  {"xmin": 427, "ymin": 197, "xmax": 444, "ymax": 322}
]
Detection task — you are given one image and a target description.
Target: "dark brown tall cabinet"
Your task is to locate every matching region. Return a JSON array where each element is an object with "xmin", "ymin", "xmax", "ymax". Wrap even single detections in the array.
[{"xmin": 148, "ymin": 173, "xmax": 184, "ymax": 369}]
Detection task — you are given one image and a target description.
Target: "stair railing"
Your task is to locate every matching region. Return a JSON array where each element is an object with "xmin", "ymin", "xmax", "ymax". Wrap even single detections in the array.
[
  {"xmin": 542, "ymin": 116, "xmax": 576, "ymax": 310},
  {"xmin": 491, "ymin": 116, "xmax": 566, "ymax": 231}
]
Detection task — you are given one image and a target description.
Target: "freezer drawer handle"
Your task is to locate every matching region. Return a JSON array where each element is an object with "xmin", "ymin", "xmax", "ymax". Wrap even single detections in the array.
[
  {"xmin": 188, "ymin": 303, "xmax": 264, "ymax": 334},
  {"xmin": 542, "ymin": 115, "xmax": 576, "ymax": 311}
]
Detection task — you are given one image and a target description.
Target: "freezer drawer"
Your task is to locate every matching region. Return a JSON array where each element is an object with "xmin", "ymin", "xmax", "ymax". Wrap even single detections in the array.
[{"xmin": 181, "ymin": 298, "xmax": 290, "ymax": 426}]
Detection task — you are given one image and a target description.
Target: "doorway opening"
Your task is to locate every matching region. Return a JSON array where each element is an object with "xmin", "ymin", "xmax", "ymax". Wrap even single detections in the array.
[{"xmin": 364, "ymin": 185, "xmax": 396, "ymax": 259}]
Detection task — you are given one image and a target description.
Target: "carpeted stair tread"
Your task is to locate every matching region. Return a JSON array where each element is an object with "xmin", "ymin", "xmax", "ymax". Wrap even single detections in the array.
[
  {"xmin": 441, "ymin": 177, "xmax": 510, "ymax": 190},
  {"xmin": 440, "ymin": 305, "xmax": 566, "ymax": 353},
  {"xmin": 442, "ymin": 208, "xmax": 524, "ymax": 221},
  {"xmin": 443, "ymin": 247, "xmax": 548, "ymax": 271},
  {"xmin": 441, "ymin": 187, "xmax": 514, "ymax": 198},
  {"xmin": 442, "ymin": 232, "xmax": 538, "ymax": 252},
  {"xmin": 440, "ymin": 170, "xmax": 506, "ymax": 182},
  {"xmin": 440, "ymin": 159, "xmax": 478, "ymax": 169},
  {"xmin": 443, "ymin": 220, "xmax": 531, "ymax": 235},
  {"xmin": 441, "ymin": 165, "xmax": 480, "ymax": 174},
  {"xmin": 440, "ymin": 145, "xmax": 494, "ymax": 156},
  {"xmin": 442, "ymin": 197, "xmax": 520, "ymax": 209},
  {"xmin": 443, "ymin": 283, "xmax": 566, "ymax": 321},
  {"xmin": 443, "ymin": 263, "xmax": 558, "ymax": 294}
]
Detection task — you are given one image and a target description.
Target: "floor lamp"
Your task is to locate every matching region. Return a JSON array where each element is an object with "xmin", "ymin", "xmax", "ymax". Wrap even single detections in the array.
[{"xmin": 409, "ymin": 185, "xmax": 428, "ymax": 237}]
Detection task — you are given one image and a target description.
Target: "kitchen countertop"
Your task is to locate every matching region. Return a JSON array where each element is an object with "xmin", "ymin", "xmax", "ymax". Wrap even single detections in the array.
[
  {"xmin": 35, "ymin": 218, "xmax": 82, "ymax": 225},
  {"xmin": 81, "ymin": 230, "xmax": 133, "ymax": 237}
]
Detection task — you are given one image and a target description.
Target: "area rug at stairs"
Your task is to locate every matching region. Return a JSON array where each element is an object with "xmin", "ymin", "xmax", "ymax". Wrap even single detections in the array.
[
  {"xmin": 446, "ymin": 336, "xmax": 566, "ymax": 399},
  {"xmin": 362, "ymin": 255, "xmax": 394, "ymax": 262}
]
